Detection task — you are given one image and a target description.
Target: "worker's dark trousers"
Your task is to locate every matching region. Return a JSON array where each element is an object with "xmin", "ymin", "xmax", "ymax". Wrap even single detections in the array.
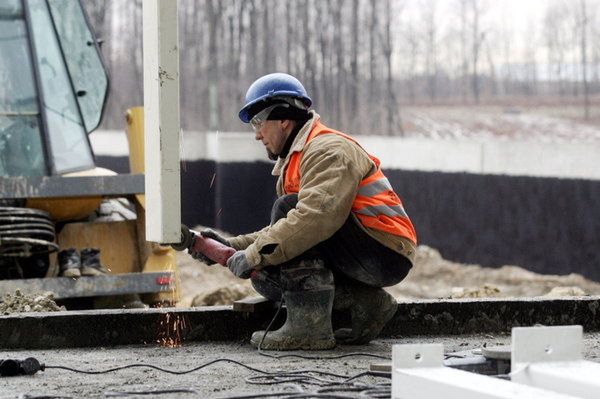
[{"xmin": 251, "ymin": 194, "xmax": 413, "ymax": 302}]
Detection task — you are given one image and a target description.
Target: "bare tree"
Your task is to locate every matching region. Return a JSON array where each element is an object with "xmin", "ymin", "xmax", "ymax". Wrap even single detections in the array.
[
  {"xmin": 423, "ymin": 0, "xmax": 439, "ymax": 103},
  {"xmin": 368, "ymin": 0, "xmax": 380, "ymax": 128},
  {"xmin": 401, "ymin": 20, "xmax": 419, "ymax": 105},
  {"xmin": 499, "ymin": 4, "xmax": 514, "ymax": 97},
  {"xmin": 349, "ymin": 0, "xmax": 359, "ymax": 126},
  {"xmin": 83, "ymin": 0, "xmax": 600, "ymax": 133},
  {"xmin": 381, "ymin": 0, "xmax": 402, "ymax": 133},
  {"xmin": 458, "ymin": 0, "xmax": 469, "ymax": 103},
  {"xmin": 469, "ymin": 0, "xmax": 486, "ymax": 104},
  {"xmin": 579, "ymin": 0, "xmax": 591, "ymax": 119},
  {"xmin": 206, "ymin": 0, "xmax": 222, "ymax": 130}
]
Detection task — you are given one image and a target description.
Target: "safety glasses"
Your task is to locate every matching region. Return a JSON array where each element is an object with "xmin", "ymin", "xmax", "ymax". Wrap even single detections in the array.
[{"xmin": 249, "ymin": 103, "xmax": 290, "ymax": 131}]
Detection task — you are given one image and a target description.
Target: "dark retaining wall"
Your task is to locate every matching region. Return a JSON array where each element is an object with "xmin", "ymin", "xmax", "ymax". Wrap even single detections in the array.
[{"xmin": 96, "ymin": 156, "xmax": 600, "ymax": 281}]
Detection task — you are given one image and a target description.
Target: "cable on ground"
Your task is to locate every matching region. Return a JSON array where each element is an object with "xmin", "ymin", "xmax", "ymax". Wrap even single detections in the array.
[
  {"xmin": 42, "ymin": 276, "xmax": 392, "ymax": 398},
  {"xmin": 45, "ymin": 357, "xmax": 390, "ymax": 398},
  {"xmin": 104, "ymin": 388, "xmax": 199, "ymax": 397}
]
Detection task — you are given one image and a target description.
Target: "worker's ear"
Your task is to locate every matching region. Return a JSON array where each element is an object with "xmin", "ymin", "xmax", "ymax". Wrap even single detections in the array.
[{"xmin": 280, "ymin": 119, "xmax": 294, "ymax": 132}]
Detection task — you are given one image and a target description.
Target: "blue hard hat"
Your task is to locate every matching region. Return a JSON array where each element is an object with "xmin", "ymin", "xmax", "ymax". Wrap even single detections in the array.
[{"xmin": 239, "ymin": 73, "xmax": 312, "ymax": 123}]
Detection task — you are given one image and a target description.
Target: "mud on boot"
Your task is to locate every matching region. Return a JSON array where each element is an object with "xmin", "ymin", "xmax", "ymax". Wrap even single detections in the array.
[
  {"xmin": 250, "ymin": 258, "xmax": 336, "ymax": 350},
  {"xmin": 333, "ymin": 279, "xmax": 398, "ymax": 344}
]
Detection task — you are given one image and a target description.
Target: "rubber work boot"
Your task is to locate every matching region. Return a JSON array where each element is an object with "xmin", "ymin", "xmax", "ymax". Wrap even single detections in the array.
[
  {"xmin": 80, "ymin": 248, "xmax": 109, "ymax": 276},
  {"xmin": 58, "ymin": 248, "xmax": 81, "ymax": 278},
  {"xmin": 250, "ymin": 258, "xmax": 336, "ymax": 350},
  {"xmin": 333, "ymin": 278, "xmax": 398, "ymax": 344}
]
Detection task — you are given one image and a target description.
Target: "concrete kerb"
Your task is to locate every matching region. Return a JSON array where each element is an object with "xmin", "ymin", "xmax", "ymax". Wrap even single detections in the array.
[
  {"xmin": 1, "ymin": 296, "xmax": 599, "ymax": 349},
  {"xmin": 385, "ymin": 296, "xmax": 600, "ymax": 336}
]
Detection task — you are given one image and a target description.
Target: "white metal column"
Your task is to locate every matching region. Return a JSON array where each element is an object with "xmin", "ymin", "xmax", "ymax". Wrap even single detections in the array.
[
  {"xmin": 511, "ymin": 325, "xmax": 600, "ymax": 399},
  {"xmin": 143, "ymin": 0, "xmax": 181, "ymax": 243},
  {"xmin": 392, "ymin": 344, "xmax": 578, "ymax": 399}
]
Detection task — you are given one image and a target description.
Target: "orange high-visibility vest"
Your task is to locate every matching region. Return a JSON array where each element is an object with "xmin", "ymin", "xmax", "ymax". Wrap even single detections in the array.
[{"xmin": 283, "ymin": 122, "xmax": 417, "ymax": 243}]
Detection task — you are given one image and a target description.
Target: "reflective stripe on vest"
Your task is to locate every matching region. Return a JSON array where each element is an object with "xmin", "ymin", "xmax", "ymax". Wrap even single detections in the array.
[{"xmin": 283, "ymin": 121, "xmax": 417, "ymax": 243}]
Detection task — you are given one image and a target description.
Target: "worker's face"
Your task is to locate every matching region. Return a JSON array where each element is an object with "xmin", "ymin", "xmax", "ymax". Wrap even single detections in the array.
[{"xmin": 254, "ymin": 120, "xmax": 291, "ymax": 160}]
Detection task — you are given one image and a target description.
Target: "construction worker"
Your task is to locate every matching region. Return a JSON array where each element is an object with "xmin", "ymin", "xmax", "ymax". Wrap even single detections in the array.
[{"xmin": 197, "ymin": 73, "xmax": 417, "ymax": 350}]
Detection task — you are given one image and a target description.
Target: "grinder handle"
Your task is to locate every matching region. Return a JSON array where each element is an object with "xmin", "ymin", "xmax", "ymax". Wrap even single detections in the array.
[
  {"xmin": 191, "ymin": 234, "xmax": 236, "ymax": 266},
  {"xmin": 172, "ymin": 225, "xmax": 236, "ymax": 266}
]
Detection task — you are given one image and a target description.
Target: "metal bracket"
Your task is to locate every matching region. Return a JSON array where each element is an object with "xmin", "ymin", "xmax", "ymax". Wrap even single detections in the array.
[
  {"xmin": 0, "ymin": 271, "xmax": 175, "ymax": 299},
  {"xmin": 511, "ymin": 325, "xmax": 600, "ymax": 399},
  {"xmin": 392, "ymin": 343, "xmax": 579, "ymax": 399},
  {"xmin": 512, "ymin": 325, "xmax": 582, "ymax": 364}
]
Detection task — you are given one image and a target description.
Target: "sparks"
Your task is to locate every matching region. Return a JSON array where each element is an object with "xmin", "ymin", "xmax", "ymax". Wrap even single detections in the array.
[{"xmin": 155, "ymin": 264, "xmax": 188, "ymax": 348}]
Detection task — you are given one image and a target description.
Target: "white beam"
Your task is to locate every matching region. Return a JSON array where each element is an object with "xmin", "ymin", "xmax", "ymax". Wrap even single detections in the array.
[
  {"xmin": 392, "ymin": 344, "xmax": 579, "ymax": 399},
  {"xmin": 511, "ymin": 325, "xmax": 600, "ymax": 399},
  {"xmin": 143, "ymin": 0, "xmax": 181, "ymax": 243}
]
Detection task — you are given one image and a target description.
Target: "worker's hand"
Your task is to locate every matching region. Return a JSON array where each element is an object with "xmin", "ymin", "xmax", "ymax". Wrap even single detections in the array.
[
  {"xmin": 226, "ymin": 251, "xmax": 254, "ymax": 279},
  {"xmin": 200, "ymin": 229, "xmax": 230, "ymax": 247}
]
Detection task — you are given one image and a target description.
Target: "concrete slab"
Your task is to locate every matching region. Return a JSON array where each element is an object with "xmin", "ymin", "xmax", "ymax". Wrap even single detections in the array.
[{"xmin": 1, "ymin": 296, "xmax": 599, "ymax": 350}]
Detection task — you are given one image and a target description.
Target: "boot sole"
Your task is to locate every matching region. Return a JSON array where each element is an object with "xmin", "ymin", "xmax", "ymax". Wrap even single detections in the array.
[
  {"xmin": 61, "ymin": 269, "xmax": 81, "ymax": 278},
  {"xmin": 81, "ymin": 267, "xmax": 108, "ymax": 276}
]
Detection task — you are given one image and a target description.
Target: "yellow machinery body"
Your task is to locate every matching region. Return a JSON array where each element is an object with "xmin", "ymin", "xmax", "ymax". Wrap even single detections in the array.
[
  {"xmin": 26, "ymin": 167, "xmax": 114, "ymax": 222},
  {"xmin": 0, "ymin": 2, "xmax": 178, "ymax": 306},
  {"xmin": 125, "ymin": 106, "xmax": 180, "ymax": 304},
  {"xmin": 25, "ymin": 107, "xmax": 179, "ymax": 305}
]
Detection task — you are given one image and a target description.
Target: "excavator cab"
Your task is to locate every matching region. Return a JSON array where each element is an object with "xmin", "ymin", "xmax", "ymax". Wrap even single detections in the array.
[
  {"xmin": 0, "ymin": 0, "xmax": 178, "ymax": 307},
  {"xmin": 0, "ymin": 0, "xmax": 106, "ymax": 178}
]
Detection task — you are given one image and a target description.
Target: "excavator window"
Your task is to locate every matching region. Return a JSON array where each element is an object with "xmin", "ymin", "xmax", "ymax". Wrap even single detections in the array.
[
  {"xmin": 28, "ymin": 0, "xmax": 94, "ymax": 174},
  {"xmin": 0, "ymin": 0, "xmax": 46, "ymax": 176},
  {"xmin": 47, "ymin": 0, "xmax": 108, "ymax": 134},
  {"xmin": 0, "ymin": 0, "xmax": 108, "ymax": 177}
]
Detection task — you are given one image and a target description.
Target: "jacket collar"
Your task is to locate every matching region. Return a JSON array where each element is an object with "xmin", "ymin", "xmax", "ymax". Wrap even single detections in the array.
[{"xmin": 272, "ymin": 111, "xmax": 320, "ymax": 176}]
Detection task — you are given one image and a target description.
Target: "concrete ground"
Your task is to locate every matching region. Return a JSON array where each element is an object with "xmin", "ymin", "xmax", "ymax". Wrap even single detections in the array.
[{"xmin": 2, "ymin": 332, "xmax": 600, "ymax": 398}]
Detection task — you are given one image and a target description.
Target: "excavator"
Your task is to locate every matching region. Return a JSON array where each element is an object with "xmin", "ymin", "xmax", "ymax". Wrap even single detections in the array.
[{"xmin": 0, "ymin": 0, "xmax": 179, "ymax": 307}]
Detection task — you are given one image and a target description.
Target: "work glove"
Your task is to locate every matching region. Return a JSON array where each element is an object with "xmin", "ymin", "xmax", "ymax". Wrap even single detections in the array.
[
  {"xmin": 189, "ymin": 229, "xmax": 231, "ymax": 265},
  {"xmin": 226, "ymin": 251, "xmax": 254, "ymax": 279},
  {"xmin": 200, "ymin": 228, "xmax": 230, "ymax": 246}
]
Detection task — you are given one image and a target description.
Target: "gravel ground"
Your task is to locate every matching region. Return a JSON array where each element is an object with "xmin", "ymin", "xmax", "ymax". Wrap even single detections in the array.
[{"xmin": 2, "ymin": 332, "xmax": 600, "ymax": 398}]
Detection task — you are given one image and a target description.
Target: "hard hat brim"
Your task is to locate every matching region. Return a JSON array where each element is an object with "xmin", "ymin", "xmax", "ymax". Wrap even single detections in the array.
[{"xmin": 239, "ymin": 91, "xmax": 312, "ymax": 123}]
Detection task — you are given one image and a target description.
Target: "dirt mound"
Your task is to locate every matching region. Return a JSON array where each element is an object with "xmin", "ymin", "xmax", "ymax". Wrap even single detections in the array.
[
  {"xmin": 191, "ymin": 284, "xmax": 255, "ymax": 306},
  {"xmin": 385, "ymin": 246, "xmax": 600, "ymax": 299},
  {"xmin": 0, "ymin": 289, "xmax": 65, "ymax": 314},
  {"xmin": 177, "ymin": 228, "xmax": 600, "ymax": 304}
]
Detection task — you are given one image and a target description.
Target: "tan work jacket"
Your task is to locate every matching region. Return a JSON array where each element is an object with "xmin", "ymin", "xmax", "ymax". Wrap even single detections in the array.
[{"xmin": 228, "ymin": 111, "xmax": 416, "ymax": 269}]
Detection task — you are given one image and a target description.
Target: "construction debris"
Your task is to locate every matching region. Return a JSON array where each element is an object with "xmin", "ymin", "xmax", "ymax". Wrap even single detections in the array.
[
  {"xmin": 451, "ymin": 284, "xmax": 502, "ymax": 299},
  {"xmin": 0, "ymin": 289, "xmax": 65, "ymax": 314},
  {"xmin": 544, "ymin": 286, "xmax": 587, "ymax": 297},
  {"xmin": 191, "ymin": 284, "xmax": 255, "ymax": 306}
]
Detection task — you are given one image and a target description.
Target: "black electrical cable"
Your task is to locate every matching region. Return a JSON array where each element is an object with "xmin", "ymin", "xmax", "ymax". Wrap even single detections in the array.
[
  {"xmin": 45, "ymin": 358, "xmax": 270, "ymax": 376},
  {"xmin": 222, "ymin": 394, "xmax": 355, "ymax": 399},
  {"xmin": 41, "ymin": 275, "xmax": 392, "ymax": 398},
  {"xmin": 18, "ymin": 396, "xmax": 73, "ymax": 399},
  {"xmin": 45, "ymin": 357, "xmax": 390, "ymax": 399},
  {"xmin": 104, "ymin": 388, "xmax": 199, "ymax": 397}
]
